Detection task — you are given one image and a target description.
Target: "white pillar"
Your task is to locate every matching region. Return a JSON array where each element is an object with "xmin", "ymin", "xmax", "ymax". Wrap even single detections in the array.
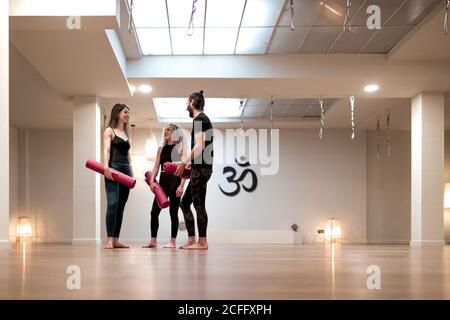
[
  {"xmin": 73, "ymin": 96, "xmax": 102, "ymax": 244},
  {"xmin": 0, "ymin": 0, "xmax": 10, "ymax": 249},
  {"xmin": 411, "ymin": 93, "xmax": 445, "ymax": 246}
]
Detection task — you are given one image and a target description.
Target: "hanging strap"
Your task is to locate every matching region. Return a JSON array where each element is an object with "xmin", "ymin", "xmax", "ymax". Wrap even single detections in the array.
[
  {"xmin": 444, "ymin": 0, "xmax": 449, "ymax": 35},
  {"xmin": 343, "ymin": 0, "xmax": 352, "ymax": 32},
  {"xmin": 187, "ymin": 0, "xmax": 198, "ymax": 36}
]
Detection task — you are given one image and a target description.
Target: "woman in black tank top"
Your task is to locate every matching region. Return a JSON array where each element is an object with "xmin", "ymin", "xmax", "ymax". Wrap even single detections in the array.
[
  {"xmin": 103, "ymin": 104, "xmax": 133, "ymax": 249},
  {"xmin": 143, "ymin": 124, "xmax": 187, "ymax": 249}
]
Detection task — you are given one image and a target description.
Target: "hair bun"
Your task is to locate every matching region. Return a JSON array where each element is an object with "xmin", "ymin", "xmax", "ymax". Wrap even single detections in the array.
[{"xmin": 199, "ymin": 90, "xmax": 204, "ymax": 95}]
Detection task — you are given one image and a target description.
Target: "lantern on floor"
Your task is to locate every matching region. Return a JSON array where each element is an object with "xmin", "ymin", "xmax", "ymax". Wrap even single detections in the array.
[
  {"xmin": 325, "ymin": 217, "xmax": 342, "ymax": 243},
  {"xmin": 16, "ymin": 216, "xmax": 32, "ymax": 238}
]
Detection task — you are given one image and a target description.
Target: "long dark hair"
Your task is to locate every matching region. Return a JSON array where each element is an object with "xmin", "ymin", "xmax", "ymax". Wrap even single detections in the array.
[
  {"xmin": 108, "ymin": 103, "xmax": 130, "ymax": 136},
  {"xmin": 189, "ymin": 90, "xmax": 205, "ymax": 111}
]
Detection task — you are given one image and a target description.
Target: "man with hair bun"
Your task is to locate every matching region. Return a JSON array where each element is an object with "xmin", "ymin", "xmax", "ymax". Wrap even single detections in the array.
[{"xmin": 175, "ymin": 90, "xmax": 214, "ymax": 250}]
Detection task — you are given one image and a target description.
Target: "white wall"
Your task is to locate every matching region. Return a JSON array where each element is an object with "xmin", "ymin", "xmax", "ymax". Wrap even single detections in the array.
[
  {"xmin": 9, "ymin": 43, "xmax": 74, "ymax": 243},
  {"xmin": 0, "ymin": 0, "xmax": 9, "ymax": 246},
  {"xmin": 366, "ymin": 131, "xmax": 411, "ymax": 244},
  {"xmin": 115, "ymin": 128, "xmax": 368, "ymax": 244},
  {"xmin": 10, "ymin": 129, "xmax": 73, "ymax": 243},
  {"xmin": 10, "ymin": 45, "xmax": 73, "ymax": 129},
  {"xmin": 444, "ymin": 131, "xmax": 450, "ymax": 242},
  {"xmin": 72, "ymin": 96, "xmax": 101, "ymax": 244},
  {"xmin": 29, "ymin": 130, "xmax": 73, "ymax": 242},
  {"xmin": 9, "ymin": 126, "xmax": 19, "ymax": 240},
  {"xmin": 366, "ymin": 129, "xmax": 450, "ymax": 244},
  {"xmin": 12, "ymin": 127, "xmax": 445, "ymax": 245}
]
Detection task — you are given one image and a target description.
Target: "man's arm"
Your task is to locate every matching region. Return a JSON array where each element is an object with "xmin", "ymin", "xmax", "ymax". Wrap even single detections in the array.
[{"xmin": 175, "ymin": 132, "xmax": 206, "ymax": 176}]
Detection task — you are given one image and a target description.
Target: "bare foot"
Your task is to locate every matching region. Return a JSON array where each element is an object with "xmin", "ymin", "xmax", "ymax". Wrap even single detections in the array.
[
  {"xmin": 179, "ymin": 241, "xmax": 195, "ymax": 249},
  {"xmin": 142, "ymin": 242, "xmax": 157, "ymax": 248},
  {"xmin": 113, "ymin": 241, "xmax": 129, "ymax": 249},
  {"xmin": 179, "ymin": 237, "xmax": 196, "ymax": 249},
  {"xmin": 104, "ymin": 242, "xmax": 115, "ymax": 249},
  {"xmin": 181, "ymin": 242, "xmax": 208, "ymax": 250},
  {"xmin": 163, "ymin": 238, "xmax": 176, "ymax": 248}
]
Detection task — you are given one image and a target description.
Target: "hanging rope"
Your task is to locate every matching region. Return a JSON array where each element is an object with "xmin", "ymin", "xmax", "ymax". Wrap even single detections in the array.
[
  {"xmin": 319, "ymin": 98, "xmax": 325, "ymax": 140},
  {"xmin": 187, "ymin": 0, "xmax": 198, "ymax": 36},
  {"xmin": 128, "ymin": 0, "xmax": 134, "ymax": 34},
  {"xmin": 343, "ymin": 0, "xmax": 352, "ymax": 32},
  {"xmin": 444, "ymin": 0, "xmax": 449, "ymax": 35},
  {"xmin": 270, "ymin": 97, "xmax": 274, "ymax": 135},
  {"xmin": 386, "ymin": 112, "xmax": 391, "ymax": 157},
  {"xmin": 290, "ymin": 0, "xmax": 295, "ymax": 31},
  {"xmin": 350, "ymin": 96, "xmax": 355, "ymax": 139},
  {"xmin": 376, "ymin": 118, "xmax": 381, "ymax": 160},
  {"xmin": 239, "ymin": 98, "xmax": 245, "ymax": 135}
]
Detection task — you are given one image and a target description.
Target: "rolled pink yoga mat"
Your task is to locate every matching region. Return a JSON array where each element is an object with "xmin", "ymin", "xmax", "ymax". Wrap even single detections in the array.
[
  {"xmin": 163, "ymin": 162, "xmax": 191, "ymax": 179},
  {"xmin": 86, "ymin": 159, "xmax": 136, "ymax": 189},
  {"xmin": 144, "ymin": 171, "xmax": 170, "ymax": 209}
]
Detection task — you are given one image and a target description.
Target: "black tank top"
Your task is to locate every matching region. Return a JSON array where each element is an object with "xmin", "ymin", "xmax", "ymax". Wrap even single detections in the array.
[
  {"xmin": 160, "ymin": 143, "xmax": 180, "ymax": 171},
  {"xmin": 110, "ymin": 129, "xmax": 130, "ymax": 164}
]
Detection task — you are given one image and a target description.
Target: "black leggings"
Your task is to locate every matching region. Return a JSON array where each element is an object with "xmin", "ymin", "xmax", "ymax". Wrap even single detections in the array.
[
  {"xmin": 105, "ymin": 162, "xmax": 131, "ymax": 238},
  {"xmin": 180, "ymin": 167, "xmax": 212, "ymax": 238},
  {"xmin": 150, "ymin": 174, "xmax": 181, "ymax": 238}
]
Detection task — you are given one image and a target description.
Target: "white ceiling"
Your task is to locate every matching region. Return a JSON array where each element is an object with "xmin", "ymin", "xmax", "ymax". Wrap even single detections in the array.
[
  {"xmin": 10, "ymin": 30, "xmax": 131, "ymax": 98},
  {"xmin": 131, "ymin": 0, "xmax": 441, "ymax": 55},
  {"xmin": 100, "ymin": 94, "xmax": 416, "ymax": 131},
  {"xmin": 8, "ymin": 0, "xmax": 450, "ymax": 132},
  {"xmin": 389, "ymin": 0, "xmax": 450, "ymax": 61},
  {"xmin": 11, "ymin": 49, "xmax": 449, "ymax": 131},
  {"xmin": 10, "ymin": 45, "xmax": 73, "ymax": 129}
]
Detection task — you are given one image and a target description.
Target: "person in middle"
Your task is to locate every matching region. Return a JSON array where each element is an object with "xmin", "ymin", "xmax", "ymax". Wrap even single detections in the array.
[{"xmin": 143, "ymin": 124, "xmax": 187, "ymax": 249}]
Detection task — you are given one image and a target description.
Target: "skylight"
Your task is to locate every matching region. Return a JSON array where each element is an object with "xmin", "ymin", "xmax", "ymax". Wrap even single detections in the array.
[
  {"xmin": 153, "ymin": 98, "xmax": 245, "ymax": 122},
  {"xmin": 131, "ymin": 0, "xmax": 285, "ymax": 55},
  {"xmin": 137, "ymin": 28, "xmax": 172, "ymax": 55}
]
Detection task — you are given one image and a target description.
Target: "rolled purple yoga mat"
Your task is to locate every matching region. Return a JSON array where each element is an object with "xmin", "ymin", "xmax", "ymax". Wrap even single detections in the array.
[
  {"xmin": 163, "ymin": 162, "xmax": 191, "ymax": 179},
  {"xmin": 86, "ymin": 159, "xmax": 136, "ymax": 189},
  {"xmin": 144, "ymin": 171, "xmax": 170, "ymax": 209}
]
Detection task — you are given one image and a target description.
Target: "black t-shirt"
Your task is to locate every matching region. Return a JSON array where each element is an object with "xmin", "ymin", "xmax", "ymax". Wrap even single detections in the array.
[{"xmin": 191, "ymin": 112, "xmax": 214, "ymax": 169}]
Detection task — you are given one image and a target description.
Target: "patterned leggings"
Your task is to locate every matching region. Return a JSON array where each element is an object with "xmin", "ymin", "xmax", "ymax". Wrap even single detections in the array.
[{"xmin": 180, "ymin": 167, "xmax": 212, "ymax": 237}]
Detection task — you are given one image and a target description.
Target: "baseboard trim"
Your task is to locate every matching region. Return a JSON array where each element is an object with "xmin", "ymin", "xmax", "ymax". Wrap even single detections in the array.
[
  {"xmin": 410, "ymin": 240, "xmax": 446, "ymax": 246},
  {"xmin": 208, "ymin": 230, "xmax": 295, "ymax": 244},
  {"xmin": 0, "ymin": 240, "xmax": 11, "ymax": 250},
  {"xmin": 72, "ymin": 239, "xmax": 102, "ymax": 245},
  {"xmin": 120, "ymin": 230, "xmax": 297, "ymax": 244},
  {"xmin": 303, "ymin": 241, "xmax": 368, "ymax": 245},
  {"xmin": 368, "ymin": 239, "xmax": 410, "ymax": 245}
]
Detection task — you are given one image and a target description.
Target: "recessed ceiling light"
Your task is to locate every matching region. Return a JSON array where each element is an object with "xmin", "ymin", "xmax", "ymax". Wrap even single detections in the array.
[
  {"xmin": 139, "ymin": 84, "xmax": 153, "ymax": 94},
  {"xmin": 364, "ymin": 84, "xmax": 379, "ymax": 93}
]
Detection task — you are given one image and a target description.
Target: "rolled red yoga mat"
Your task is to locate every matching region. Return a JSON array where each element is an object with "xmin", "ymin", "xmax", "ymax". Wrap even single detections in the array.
[
  {"xmin": 85, "ymin": 159, "xmax": 136, "ymax": 189},
  {"xmin": 144, "ymin": 171, "xmax": 170, "ymax": 209},
  {"xmin": 163, "ymin": 162, "xmax": 191, "ymax": 179}
]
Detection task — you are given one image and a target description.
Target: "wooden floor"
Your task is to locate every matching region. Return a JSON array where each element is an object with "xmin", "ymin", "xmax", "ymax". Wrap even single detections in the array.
[{"xmin": 1, "ymin": 243, "xmax": 450, "ymax": 300}]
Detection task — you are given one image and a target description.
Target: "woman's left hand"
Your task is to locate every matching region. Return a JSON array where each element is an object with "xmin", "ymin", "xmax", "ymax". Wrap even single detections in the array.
[
  {"xmin": 176, "ymin": 186, "xmax": 184, "ymax": 198},
  {"xmin": 174, "ymin": 163, "xmax": 187, "ymax": 176}
]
